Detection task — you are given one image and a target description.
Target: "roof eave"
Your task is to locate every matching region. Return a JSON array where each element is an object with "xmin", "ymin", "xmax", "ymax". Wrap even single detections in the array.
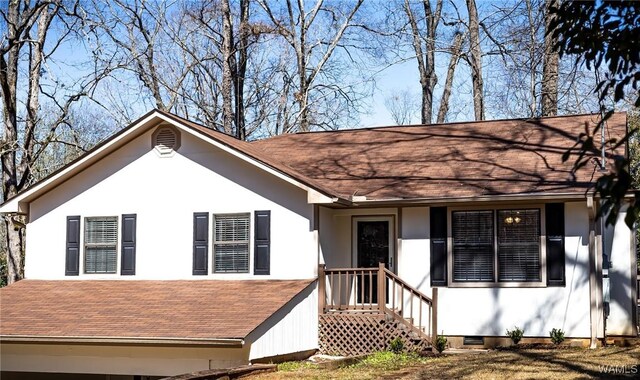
[
  {"xmin": 0, "ymin": 109, "xmax": 348, "ymax": 214},
  {"xmin": 0, "ymin": 110, "xmax": 162, "ymax": 214},
  {"xmin": 0, "ymin": 335, "xmax": 245, "ymax": 347},
  {"xmin": 344, "ymin": 191, "xmax": 601, "ymax": 206}
]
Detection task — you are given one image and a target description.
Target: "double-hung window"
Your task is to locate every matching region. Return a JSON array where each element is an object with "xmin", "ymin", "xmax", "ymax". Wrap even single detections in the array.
[
  {"xmin": 84, "ymin": 217, "xmax": 118, "ymax": 273},
  {"xmin": 213, "ymin": 213, "xmax": 250, "ymax": 273},
  {"xmin": 451, "ymin": 208, "xmax": 541, "ymax": 284}
]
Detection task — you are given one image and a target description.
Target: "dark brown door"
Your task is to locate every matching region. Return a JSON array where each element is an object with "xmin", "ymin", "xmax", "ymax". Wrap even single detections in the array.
[{"xmin": 356, "ymin": 220, "xmax": 390, "ymax": 304}]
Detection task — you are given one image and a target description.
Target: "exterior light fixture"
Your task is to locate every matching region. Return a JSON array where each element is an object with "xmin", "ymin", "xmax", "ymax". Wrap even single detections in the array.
[{"xmin": 504, "ymin": 212, "xmax": 522, "ymax": 225}]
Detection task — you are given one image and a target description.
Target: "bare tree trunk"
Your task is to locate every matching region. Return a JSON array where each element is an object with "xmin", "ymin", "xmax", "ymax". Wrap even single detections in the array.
[
  {"xmin": 525, "ymin": 0, "xmax": 538, "ymax": 116},
  {"xmin": 1, "ymin": 0, "xmax": 45, "ymax": 285},
  {"xmin": 293, "ymin": 0, "xmax": 310, "ymax": 133},
  {"xmin": 1, "ymin": 0, "xmax": 20, "ymax": 205},
  {"xmin": 20, "ymin": 5, "xmax": 55, "ymax": 190},
  {"xmin": 466, "ymin": 0, "xmax": 484, "ymax": 121},
  {"xmin": 1, "ymin": 0, "xmax": 104, "ymax": 284},
  {"xmin": 3, "ymin": 216, "xmax": 23, "ymax": 284},
  {"xmin": 259, "ymin": 0, "xmax": 363, "ymax": 133},
  {"xmin": 541, "ymin": 0, "xmax": 559, "ymax": 116},
  {"xmin": 437, "ymin": 32, "xmax": 464, "ymax": 124},
  {"xmin": 234, "ymin": 0, "xmax": 250, "ymax": 140},
  {"xmin": 404, "ymin": 0, "xmax": 442, "ymax": 125},
  {"xmin": 221, "ymin": 0, "xmax": 236, "ymax": 135}
]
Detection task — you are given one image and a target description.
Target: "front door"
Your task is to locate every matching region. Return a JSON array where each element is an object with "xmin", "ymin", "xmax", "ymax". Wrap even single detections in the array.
[{"xmin": 353, "ymin": 216, "xmax": 394, "ymax": 304}]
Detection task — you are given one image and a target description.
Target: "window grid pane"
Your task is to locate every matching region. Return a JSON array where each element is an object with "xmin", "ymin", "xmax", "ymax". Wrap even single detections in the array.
[
  {"xmin": 497, "ymin": 209, "xmax": 541, "ymax": 282},
  {"xmin": 214, "ymin": 214, "xmax": 250, "ymax": 273},
  {"xmin": 85, "ymin": 247, "xmax": 117, "ymax": 273},
  {"xmin": 84, "ymin": 217, "xmax": 117, "ymax": 274},
  {"xmin": 452, "ymin": 210, "xmax": 494, "ymax": 282}
]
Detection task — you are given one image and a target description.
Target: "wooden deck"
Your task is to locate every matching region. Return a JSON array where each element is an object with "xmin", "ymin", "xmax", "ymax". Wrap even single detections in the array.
[{"xmin": 318, "ymin": 263, "xmax": 437, "ymax": 355}]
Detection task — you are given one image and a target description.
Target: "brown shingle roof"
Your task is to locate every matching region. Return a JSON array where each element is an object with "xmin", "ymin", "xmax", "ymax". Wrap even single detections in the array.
[
  {"xmin": 0, "ymin": 280, "xmax": 312, "ymax": 342},
  {"xmin": 156, "ymin": 110, "xmax": 343, "ymax": 200},
  {"xmin": 251, "ymin": 113, "xmax": 627, "ymax": 200}
]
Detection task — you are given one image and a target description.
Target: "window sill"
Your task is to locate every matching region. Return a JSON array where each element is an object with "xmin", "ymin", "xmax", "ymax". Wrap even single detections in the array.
[
  {"xmin": 213, "ymin": 271, "xmax": 250, "ymax": 274},
  {"xmin": 447, "ymin": 281, "xmax": 547, "ymax": 288}
]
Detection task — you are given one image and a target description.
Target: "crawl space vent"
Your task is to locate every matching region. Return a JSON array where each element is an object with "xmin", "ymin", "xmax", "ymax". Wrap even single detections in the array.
[
  {"xmin": 463, "ymin": 336, "xmax": 485, "ymax": 346},
  {"xmin": 153, "ymin": 126, "xmax": 180, "ymax": 155}
]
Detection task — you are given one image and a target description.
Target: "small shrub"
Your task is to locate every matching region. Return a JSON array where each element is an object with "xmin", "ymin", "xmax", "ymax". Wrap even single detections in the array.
[
  {"xmin": 435, "ymin": 335, "xmax": 447, "ymax": 353},
  {"xmin": 388, "ymin": 337, "xmax": 405, "ymax": 353},
  {"xmin": 549, "ymin": 328, "xmax": 565, "ymax": 345},
  {"xmin": 506, "ymin": 326, "xmax": 524, "ymax": 345}
]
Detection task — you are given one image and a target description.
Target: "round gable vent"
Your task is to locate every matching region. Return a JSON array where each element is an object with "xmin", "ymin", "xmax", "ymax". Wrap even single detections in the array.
[{"xmin": 152, "ymin": 126, "xmax": 180, "ymax": 156}]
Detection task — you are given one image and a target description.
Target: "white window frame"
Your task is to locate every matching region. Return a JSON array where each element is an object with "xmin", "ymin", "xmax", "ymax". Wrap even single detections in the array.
[
  {"xmin": 83, "ymin": 216, "xmax": 119, "ymax": 274},
  {"xmin": 213, "ymin": 213, "xmax": 251, "ymax": 273},
  {"xmin": 447, "ymin": 205, "xmax": 547, "ymax": 288}
]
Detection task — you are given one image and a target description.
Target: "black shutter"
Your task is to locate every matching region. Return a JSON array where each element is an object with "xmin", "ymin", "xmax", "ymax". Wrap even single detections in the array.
[
  {"xmin": 430, "ymin": 207, "xmax": 448, "ymax": 286},
  {"xmin": 546, "ymin": 203, "xmax": 565, "ymax": 286},
  {"xmin": 121, "ymin": 214, "xmax": 137, "ymax": 275},
  {"xmin": 193, "ymin": 212, "xmax": 209, "ymax": 275},
  {"xmin": 65, "ymin": 215, "xmax": 81, "ymax": 276},
  {"xmin": 254, "ymin": 210, "xmax": 271, "ymax": 275}
]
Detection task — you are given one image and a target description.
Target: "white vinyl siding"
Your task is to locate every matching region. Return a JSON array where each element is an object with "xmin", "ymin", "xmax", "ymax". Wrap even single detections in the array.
[
  {"xmin": 84, "ymin": 217, "xmax": 118, "ymax": 274},
  {"xmin": 213, "ymin": 214, "xmax": 250, "ymax": 273}
]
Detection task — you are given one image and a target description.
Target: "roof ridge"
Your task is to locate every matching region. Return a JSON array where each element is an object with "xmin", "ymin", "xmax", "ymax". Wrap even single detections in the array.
[{"xmin": 251, "ymin": 112, "xmax": 624, "ymax": 141}]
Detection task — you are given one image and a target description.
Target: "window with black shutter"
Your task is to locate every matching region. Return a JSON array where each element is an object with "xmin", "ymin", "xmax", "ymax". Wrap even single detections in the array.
[
  {"xmin": 451, "ymin": 207, "xmax": 544, "ymax": 285},
  {"xmin": 213, "ymin": 213, "xmax": 250, "ymax": 273},
  {"xmin": 84, "ymin": 216, "xmax": 118, "ymax": 274}
]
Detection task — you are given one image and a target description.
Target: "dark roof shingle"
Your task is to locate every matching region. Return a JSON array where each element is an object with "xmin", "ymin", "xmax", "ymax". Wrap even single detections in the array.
[
  {"xmin": 252, "ymin": 113, "xmax": 627, "ymax": 200},
  {"xmin": 0, "ymin": 280, "xmax": 312, "ymax": 341}
]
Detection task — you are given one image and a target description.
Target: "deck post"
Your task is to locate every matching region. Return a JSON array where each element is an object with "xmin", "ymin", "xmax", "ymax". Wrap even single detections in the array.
[
  {"xmin": 432, "ymin": 287, "xmax": 438, "ymax": 345},
  {"xmin": 318, "ymin": 264, "xmax": 326, "ymax": 315},
  {"xmin": 378, "ymin": 262, "xmax": 386, "ymax": 313}
]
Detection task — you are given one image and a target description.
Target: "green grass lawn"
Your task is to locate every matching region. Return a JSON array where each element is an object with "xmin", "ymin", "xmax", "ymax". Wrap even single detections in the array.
[{"xmin": 253, "ymin": 346, "xmax": 640, "ymax": 379}]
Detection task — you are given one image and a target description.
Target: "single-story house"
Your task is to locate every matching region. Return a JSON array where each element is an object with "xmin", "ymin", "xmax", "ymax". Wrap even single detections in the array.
[{"xmin": 0, "ymin": 110, "xmax": 636, "ymax": 379}]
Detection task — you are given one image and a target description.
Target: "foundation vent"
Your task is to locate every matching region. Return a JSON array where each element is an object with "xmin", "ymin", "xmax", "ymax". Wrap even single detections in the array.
[{"xmin": 463, "ymin": 336, "xmax": 485, "ymax": 346}]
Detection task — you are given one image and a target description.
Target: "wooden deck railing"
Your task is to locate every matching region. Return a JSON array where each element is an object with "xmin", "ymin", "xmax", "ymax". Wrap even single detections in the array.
[{"xmin": 318, "ymin": 263, "xmax": 438, "ymax": 341}]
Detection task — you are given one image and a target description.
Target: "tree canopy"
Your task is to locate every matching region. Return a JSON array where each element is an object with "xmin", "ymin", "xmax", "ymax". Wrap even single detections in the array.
[{"xmin": 550, "ymin": 0, "xmax": 640, "ymax": 227}]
